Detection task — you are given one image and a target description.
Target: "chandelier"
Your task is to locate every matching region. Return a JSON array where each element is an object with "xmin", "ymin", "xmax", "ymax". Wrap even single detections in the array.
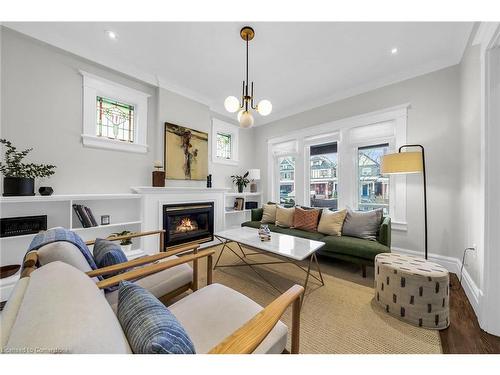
[{"xmin": 224, "ymin": 26, "xmax": 272, "ymax": 128}]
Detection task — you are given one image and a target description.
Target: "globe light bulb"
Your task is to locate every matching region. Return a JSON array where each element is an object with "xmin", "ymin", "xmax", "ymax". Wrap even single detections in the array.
[
  {"xmin": 224, "ymin": 96, "xmax": 240, "ymax": 113},
  {"xmin": 257, "ymin": 99, "xmax": 272, "ymax": 116},
  {"xmin": 237, "ymin": 109, "xmax": 244, "ymax": 122},
  {"xmin": 239, "ymin": 111, "xmax": 254, "ymax": 128}
]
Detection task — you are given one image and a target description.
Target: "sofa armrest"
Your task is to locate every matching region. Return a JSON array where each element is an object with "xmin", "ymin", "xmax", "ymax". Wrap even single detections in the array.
[
  {"xmin": 251, "ymin": 208, "xmax": 264, "ymax": 221},
  {"xmin": 208, "ymin": 284, "xmax": 304, "ymax": 354},
  {"xmin": 378, "ymin": 216, "xmax": 391, "ymax": 248},
  {"xmin": 95, "ymin": 249, "xmax": 215, "ymax": 289}
]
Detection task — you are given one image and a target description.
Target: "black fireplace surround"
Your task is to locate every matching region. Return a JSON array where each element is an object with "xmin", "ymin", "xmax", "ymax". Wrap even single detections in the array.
[{"xmin": 162, "ymin": 202, "xmax": 214, "ymax": 249}]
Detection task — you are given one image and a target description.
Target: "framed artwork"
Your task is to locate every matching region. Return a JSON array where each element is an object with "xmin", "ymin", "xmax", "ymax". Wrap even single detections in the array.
[{"xmin": 164, "ymin": 123, "xmax": 209, "ymax": 181}]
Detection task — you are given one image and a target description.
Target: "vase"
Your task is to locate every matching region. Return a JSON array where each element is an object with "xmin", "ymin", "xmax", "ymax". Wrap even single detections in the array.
[
  {"xmin": 237, "ymin": 184, "xmax": 244, "ymax": 193},
  {"xmin": 38, "ymin": 186, "xmax": 54, "ymax": 196},
  {"xmin": 3, "ymin": 177, "xmax": 35, "ymax": 196}
]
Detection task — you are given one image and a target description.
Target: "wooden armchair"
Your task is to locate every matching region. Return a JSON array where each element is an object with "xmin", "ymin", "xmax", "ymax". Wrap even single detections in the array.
[
  {"xmin": 87, "ymin": 248, "xmax": 303, "ymax": 354},
  {"xmin": 11, "ymin": 244, "xmax": 303, "ymax": 354},
  {"xmin": 22, "ymin": 229, "xmax": 202, "ymax": 305}
]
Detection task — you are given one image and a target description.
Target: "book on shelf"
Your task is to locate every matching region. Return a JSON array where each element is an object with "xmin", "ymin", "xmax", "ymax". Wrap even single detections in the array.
[
  {"xmin": 84, "ymin": 206, "xmax": 99, "ymax": 227},
  {"xmin": 72, "ymin": 204, "xmax": 96, "ymax": 228}
]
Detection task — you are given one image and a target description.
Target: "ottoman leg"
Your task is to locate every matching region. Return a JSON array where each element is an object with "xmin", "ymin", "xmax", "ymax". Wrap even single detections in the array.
[{"xmin": 362, "ymin": 265, "xmax": 367, "ymax": 278}]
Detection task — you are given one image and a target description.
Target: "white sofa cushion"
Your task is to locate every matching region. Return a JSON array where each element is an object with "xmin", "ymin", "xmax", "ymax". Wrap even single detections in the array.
[
  {"xmin": 105, "ymin": 256, "xmax": 192, "ymax": 312},
  {"xmin": 0, "ymin": 277, "xmax": 30, "ymax": 349},
  {"xmin": 169, "ymin": 283, "xmax": 288, "ymax": 354},
  {"xmin": 4, "ymin": 261, "xmax": 131, "ymax": 354}
]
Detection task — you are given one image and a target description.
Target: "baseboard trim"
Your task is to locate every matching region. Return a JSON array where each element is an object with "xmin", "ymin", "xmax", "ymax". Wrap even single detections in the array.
[{"xmin": 391, "ymin": 247, "xmax": 481, "ymax": 317}]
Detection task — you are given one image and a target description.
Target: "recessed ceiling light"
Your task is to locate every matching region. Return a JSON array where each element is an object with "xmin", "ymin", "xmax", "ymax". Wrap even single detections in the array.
[
  {"xmin": 105, "ymin": 30, "xmax": 118, "ymax": 40},
  {"xmin": 391, "ymin": 47, "xmax": 398, "ymax": 55}
]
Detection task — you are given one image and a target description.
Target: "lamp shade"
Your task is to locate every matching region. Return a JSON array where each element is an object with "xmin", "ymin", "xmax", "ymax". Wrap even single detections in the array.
[
  {"xmin": 247, "ymin": 169, "xmax": 260, "ymax": 180},
  {"xmin": 381, "ymin": 152, "xmax": 423, "ymax": 174}
]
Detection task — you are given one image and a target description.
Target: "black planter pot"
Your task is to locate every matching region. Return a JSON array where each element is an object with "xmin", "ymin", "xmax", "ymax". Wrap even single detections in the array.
[
  {"xmin": 3, "ymin": 177, "xmax": 35, "ymax": 196},
  {"xmin": 237, "ymin": 185, "xmax": 244, "ymax": 193}
]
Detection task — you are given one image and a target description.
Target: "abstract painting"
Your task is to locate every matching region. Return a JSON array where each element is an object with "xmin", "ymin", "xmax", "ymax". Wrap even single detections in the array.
[{"xmin": 164, "ymin": 123, "xmax": 208, "ymax": 180}]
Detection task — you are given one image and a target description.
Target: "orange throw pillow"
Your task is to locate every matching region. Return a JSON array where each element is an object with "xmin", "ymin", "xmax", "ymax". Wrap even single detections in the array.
[{"xmin": 293, "ymin": 207, "xmax": 321, "ymax": 232}]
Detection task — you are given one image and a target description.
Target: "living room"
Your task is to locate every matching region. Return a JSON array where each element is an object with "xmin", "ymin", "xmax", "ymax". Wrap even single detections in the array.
[{"xmin": 1, "ymin": 0, "xmax": 500, "ymax": 370}]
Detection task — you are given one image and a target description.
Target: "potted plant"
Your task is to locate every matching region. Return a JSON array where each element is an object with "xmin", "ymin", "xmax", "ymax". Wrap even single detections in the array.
[
  {"xmin": 0, "ymin": 139, "xmax": 56, "ymax": 196},
  {"xmin": 231, "ymin": 171, "xmax": 250, "ymax": 193},
  {"xmin": 111, "ymin": 230, "xmax": 133, "ymax": 253}
]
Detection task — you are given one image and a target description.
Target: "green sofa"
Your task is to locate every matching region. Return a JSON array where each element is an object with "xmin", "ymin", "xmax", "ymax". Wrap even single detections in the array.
[{"xmin": 242, "ymin": 208, "xmax": 391, "ymax": 277}]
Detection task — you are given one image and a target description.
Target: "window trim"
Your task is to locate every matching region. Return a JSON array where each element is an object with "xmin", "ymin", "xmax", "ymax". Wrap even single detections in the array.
[
  {"xmin": 267, "ymin": 104, "xmax": 409, "ymax": 231},
  {"xmin": 80, "ymin": 70, "xmax": 150, "ymax": 153},
  {"xmin": 212, "ymin": 118, "xmax": 239, "ymax": 166}
]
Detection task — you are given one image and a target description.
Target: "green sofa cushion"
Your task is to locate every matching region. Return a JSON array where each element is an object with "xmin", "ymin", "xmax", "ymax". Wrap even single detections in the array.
[{"xmin": 320, "ymin": 235, "xmax": 390, "ymax": 261}]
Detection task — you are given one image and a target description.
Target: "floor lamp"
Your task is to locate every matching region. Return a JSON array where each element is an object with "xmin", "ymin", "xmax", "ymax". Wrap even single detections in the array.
[{"xmin": 381, "ymin": 145, "xmax": 427, "ymax": 259}]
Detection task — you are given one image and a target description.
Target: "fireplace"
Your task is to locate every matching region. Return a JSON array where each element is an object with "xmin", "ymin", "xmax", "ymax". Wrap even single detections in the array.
[{"xmin": 162, "ymin": 202, "xmax": 214, "ymax": 249}]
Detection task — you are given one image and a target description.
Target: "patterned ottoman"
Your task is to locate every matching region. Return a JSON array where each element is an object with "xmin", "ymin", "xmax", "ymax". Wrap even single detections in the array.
[{"xmin": 374, "ymin": 253, "xmax": 450, "ymax": 330}]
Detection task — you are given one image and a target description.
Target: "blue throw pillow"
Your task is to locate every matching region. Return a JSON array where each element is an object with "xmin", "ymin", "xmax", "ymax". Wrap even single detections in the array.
[
  {"xmin": 117, "ymin": 281, "xmax": 196, "ymax": 354},
  {"xmin": 92, "ymin": 238, "xmax": 128, "ymax": 273}
]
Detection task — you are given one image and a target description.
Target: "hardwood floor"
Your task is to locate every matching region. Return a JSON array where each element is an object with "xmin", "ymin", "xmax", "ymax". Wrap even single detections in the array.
[{"xmin": 440, "ymin": 274, "xmax": 500, "ymax": 354}]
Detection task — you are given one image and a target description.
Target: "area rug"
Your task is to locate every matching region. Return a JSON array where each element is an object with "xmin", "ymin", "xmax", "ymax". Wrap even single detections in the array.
[{"xmin": 181, "ymin": 243, "xmax": 442, "ymax": 354}]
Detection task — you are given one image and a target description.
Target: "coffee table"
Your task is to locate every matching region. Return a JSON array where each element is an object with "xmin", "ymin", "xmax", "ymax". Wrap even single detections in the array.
[{"xmin": 214, "ymin": 227, "xmax": 325, "ymax": 301}]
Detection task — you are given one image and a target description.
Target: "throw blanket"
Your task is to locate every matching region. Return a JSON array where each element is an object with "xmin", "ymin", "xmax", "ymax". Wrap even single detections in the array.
[{"xmin": 27, "ymin": 227, "xmax": 104, "ymax": 283}]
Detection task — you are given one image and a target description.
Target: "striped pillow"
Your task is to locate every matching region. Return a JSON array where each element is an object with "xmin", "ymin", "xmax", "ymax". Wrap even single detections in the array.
[
  {"xmin": 118, "ymin": 281, "xmax": 195, "ymax": 354},
  {"xmin": 92, "ymin": 238, "xmax": 128, "ymax": 274},
  {"xmin": 293, "ymin": 207, "xmax": 321, "ymax": 232}
]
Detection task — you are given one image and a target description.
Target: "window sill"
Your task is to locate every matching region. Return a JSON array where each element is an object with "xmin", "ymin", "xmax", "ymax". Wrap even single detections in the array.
[
  {"xmin": 212, "ymin": 157, "xmax": 239, "ymax": 166},
  {"xmin": 391, "ymin": 221, "xmax": 408, "ymax": 232},
  {"xmin": 82, "ymin": 134, "xmax": 148, "ymax": 154}
]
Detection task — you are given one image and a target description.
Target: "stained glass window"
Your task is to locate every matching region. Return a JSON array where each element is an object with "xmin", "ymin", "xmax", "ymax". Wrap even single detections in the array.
[
  {"xmin": 216, "ymin": 132, "xmax": 232, "ymax": 159},
  {"xmin": 96, "ymin": 96, "xmax": 135, "ymax": 142}
]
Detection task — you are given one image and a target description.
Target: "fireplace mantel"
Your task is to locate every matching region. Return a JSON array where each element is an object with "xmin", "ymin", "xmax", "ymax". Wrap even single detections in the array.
[{"xmin": 131, "ymin": 186, "xmax": 231, "ymax": 194}]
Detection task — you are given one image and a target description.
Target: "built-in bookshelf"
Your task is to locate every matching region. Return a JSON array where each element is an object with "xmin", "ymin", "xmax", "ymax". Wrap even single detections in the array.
[
  {"xmin": 0, "ymin": 194, "xmax": 142, "ymax": 302},
  {"xmin": 223, "ymin": 191, "xmax": 262, "ymax": 229}
]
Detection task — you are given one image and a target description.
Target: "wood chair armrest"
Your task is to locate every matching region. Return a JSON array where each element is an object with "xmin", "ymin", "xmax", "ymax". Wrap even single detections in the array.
[
  {"xmin": 86, "ymin": 243, "xmax": 200, "ymax": 277},
  {"xmin": 208, "ymin": 284, "xmax": 304, "ymax": 354},
  {"xmin": 96, "ymin": 248, "xmax": 215, "ymax": 289},
  {"xmin": 85, "ymin": 230, "xmax": 165, "ymax": 246}
]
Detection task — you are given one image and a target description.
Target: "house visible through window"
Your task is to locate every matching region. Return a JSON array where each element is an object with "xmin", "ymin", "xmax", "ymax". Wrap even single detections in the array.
[
  {"xmin": 96, "ymin": 96, "xmax": 135, "ymax": 142},
  {"xmin": 216, "ymin": 132, "xmax": 232, "ymax": 159},
  {"xmin": 310, "ymin": 142, "xmax": 338, "ymax": 209},
  {"xmin": 358, "ymin": 143, "xmax": 390, "ymax": 214},
  {"xmin": 279, "ymin": 156, "xmax": 296, "ymax": 205}
]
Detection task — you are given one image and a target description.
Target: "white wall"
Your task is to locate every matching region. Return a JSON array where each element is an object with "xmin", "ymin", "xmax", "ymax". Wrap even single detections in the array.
[
  {"xmin": 253, "ymin": 66, "xmax": 462, "ymax": 258},
  {"xmin": 1, "ymin": 28, "xmax": 157, "ymax": 194},
  {"xmin": 156, "ymin": 87, "xmax": 255, "ymax": 189},
  {"xmin": 458, "ymin": 36, "xmax": 482, "ymax": 287},
  {"xmin": 0, "ymin": 27, "xmax": 255, "ymax": 194}
]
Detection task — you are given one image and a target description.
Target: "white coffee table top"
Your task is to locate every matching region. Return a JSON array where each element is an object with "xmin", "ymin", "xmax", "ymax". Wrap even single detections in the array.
[{"xmin": 215, "ymin": 227, "xmax": 325, "ymax": 261}]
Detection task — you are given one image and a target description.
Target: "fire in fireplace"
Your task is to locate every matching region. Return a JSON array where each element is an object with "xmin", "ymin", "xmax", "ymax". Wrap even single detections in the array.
[
  {"xmin": 175, "ymin": 217, "xmax": 199, "ymax": 233},
  {"xmin": 163, "ymin": 202, "xmax": 214, "ymax": 249}
]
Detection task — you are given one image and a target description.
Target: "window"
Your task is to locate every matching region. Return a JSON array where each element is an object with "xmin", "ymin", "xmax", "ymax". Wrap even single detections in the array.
[
  {"xmin": 267, "ymin": 105, "xmax": 408, "ymax": 230},
  {"xmin": 212, "ymin": 118, "xmax": 239, "ymax": 165},
  {"xmin": 278, "ymin": 156, "xmax": 296, "ymax": 205},
  {"xmin": 309, "ymin": 142, "xmax": 338, "ymax": 209},
  {"xmin": 216, "ymin": 132, "xmax": 232, "ymax": 159},
  {"xmin": 96, "ymin": 96, "xmax": 135, "ymax": 142},
  {"xmin": 358, "ymin": 143, "xmax": 390, "ymax": 214},
  {"xmin": 81, "ymin": 70, "xmax": 150, "ymax": 153}
]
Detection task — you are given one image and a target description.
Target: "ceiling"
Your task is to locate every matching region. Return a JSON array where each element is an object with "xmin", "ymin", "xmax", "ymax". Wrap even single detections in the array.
[{"xmin": 4, "ymin": 22, "xmax": 473, "ymax": 125}]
